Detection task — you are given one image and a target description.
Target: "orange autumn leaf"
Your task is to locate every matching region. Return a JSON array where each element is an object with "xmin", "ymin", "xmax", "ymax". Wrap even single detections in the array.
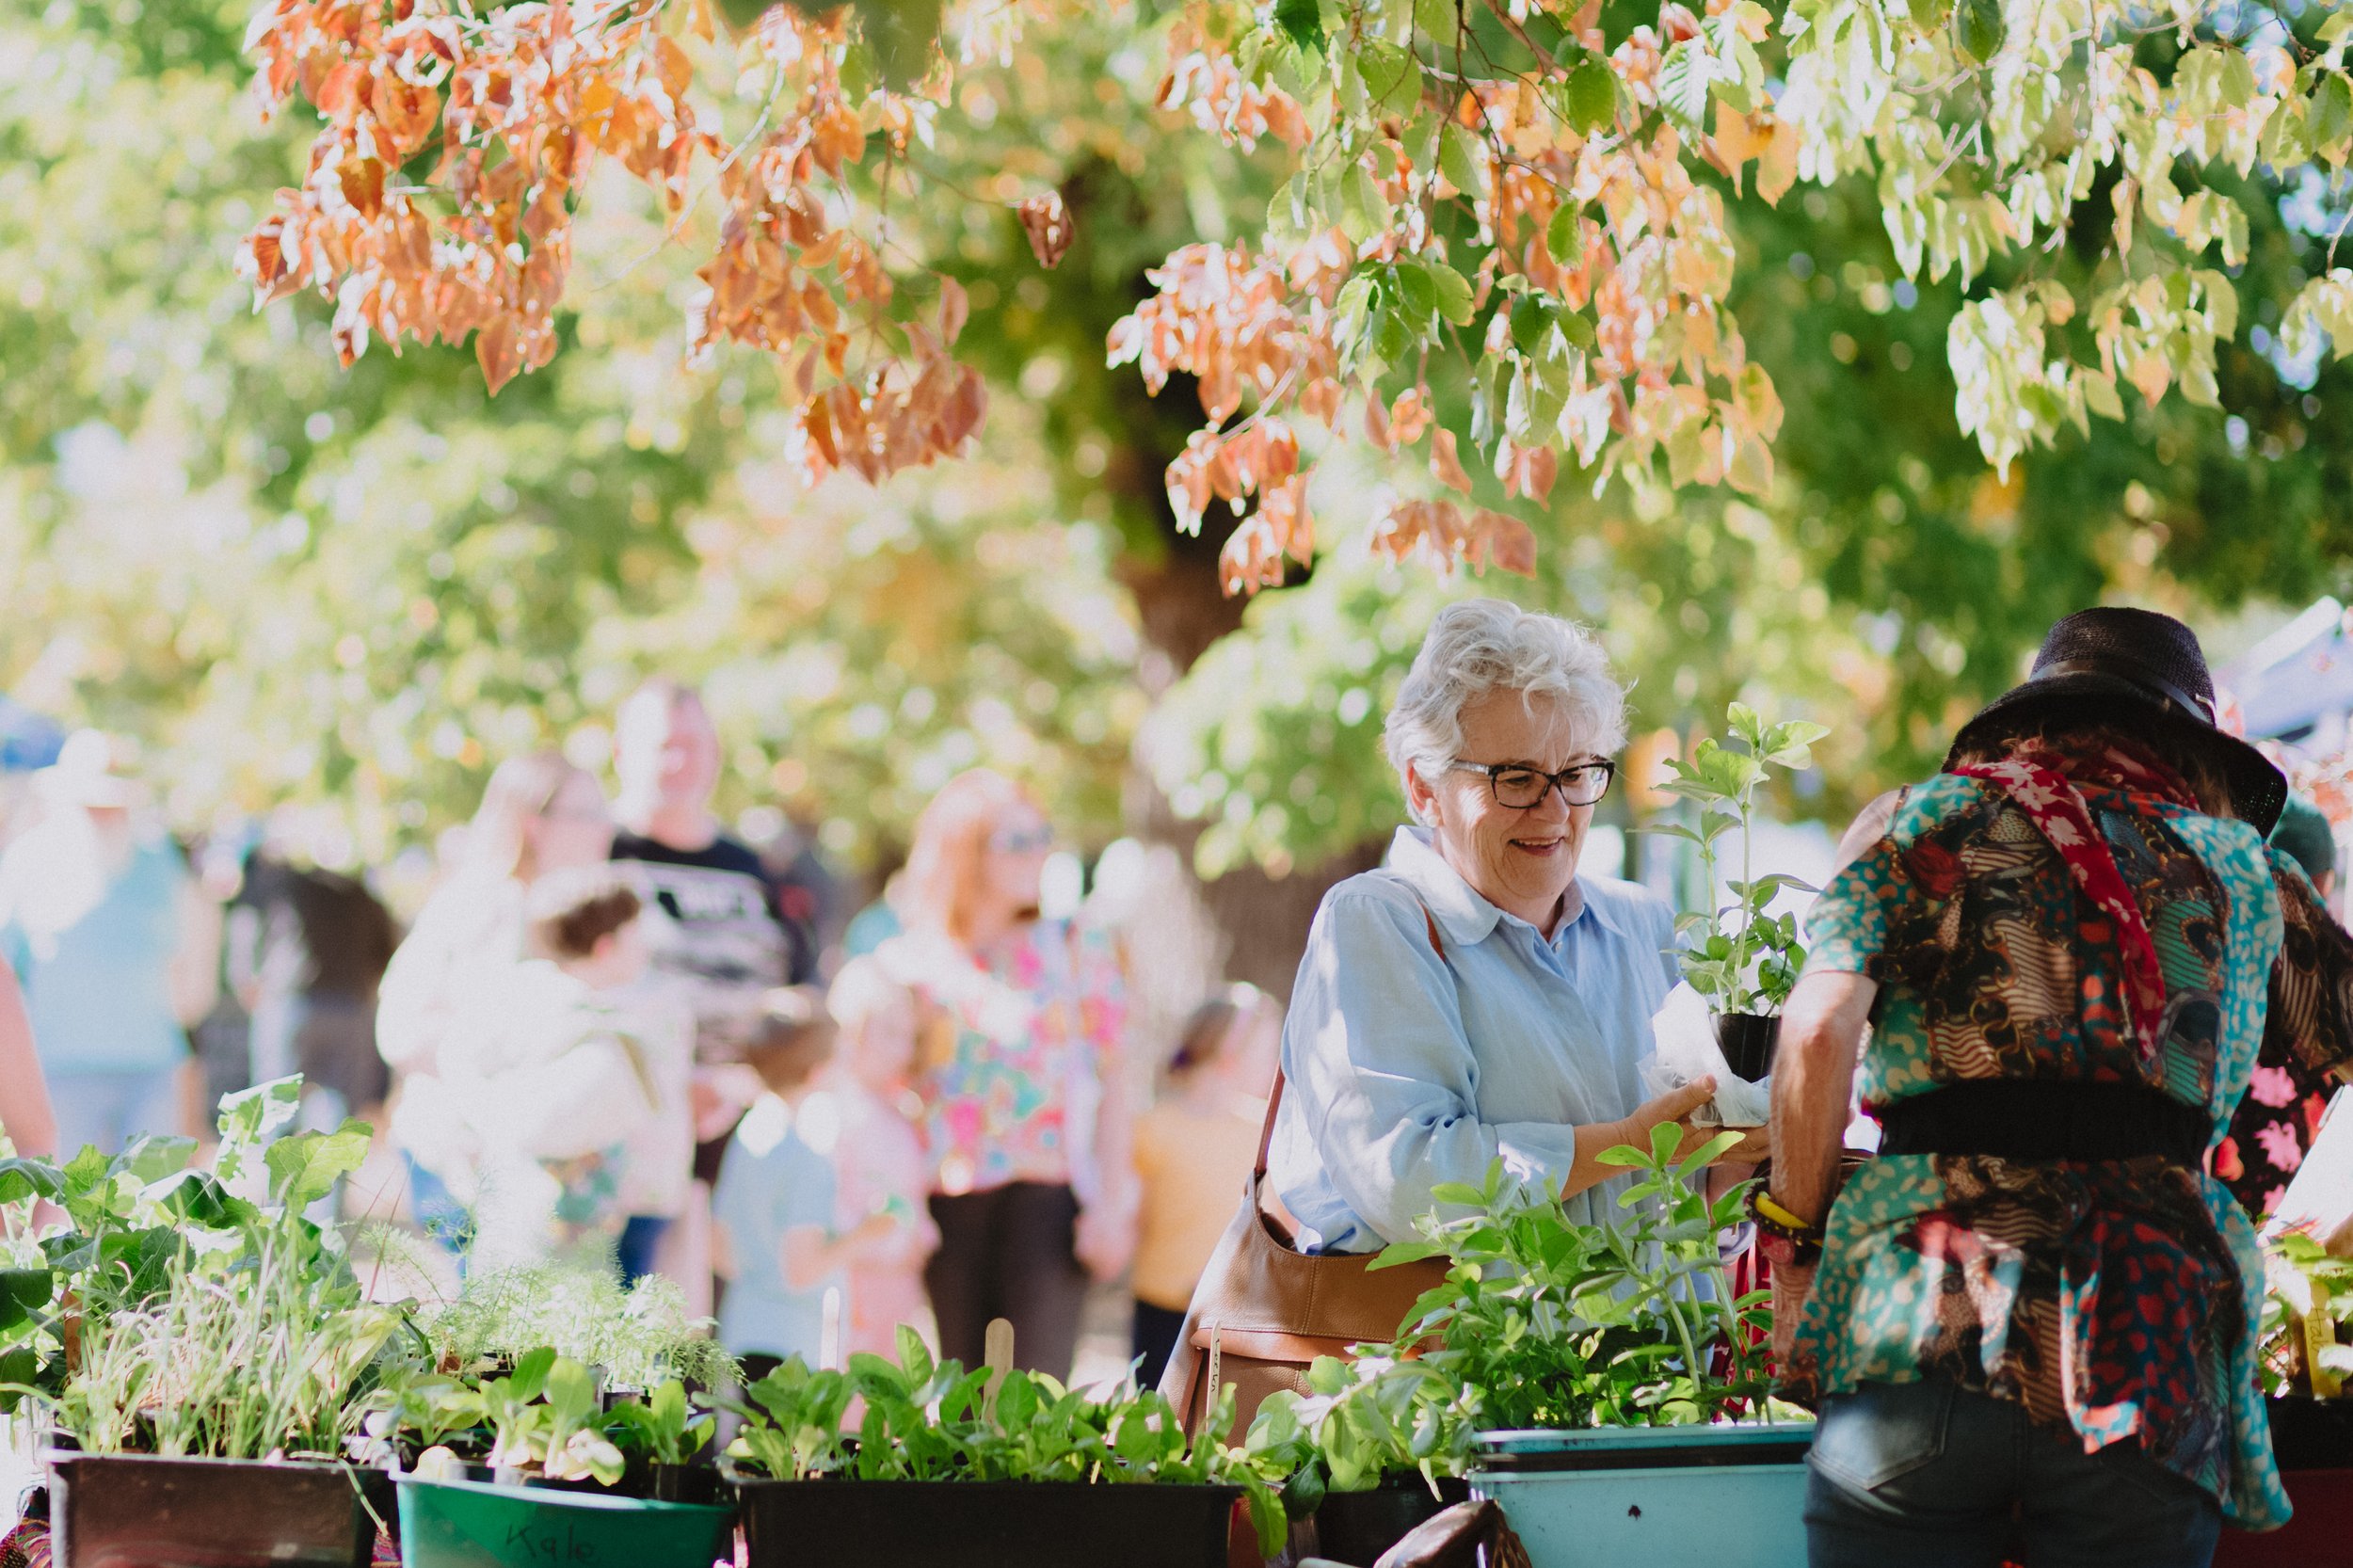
[
  {"xmin": 1430, "ymin": 428, "xmax": 1474, "ymax": 495},
  {"xmin": 1017, "ymin": 191, "xmax": 1075, "ymax": 269}
]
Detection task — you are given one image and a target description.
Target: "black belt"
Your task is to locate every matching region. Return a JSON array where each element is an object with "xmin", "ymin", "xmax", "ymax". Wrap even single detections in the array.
[{"xmin": 1877, "ymin": 1080, "xmax": 2208, "ymax": 1165}]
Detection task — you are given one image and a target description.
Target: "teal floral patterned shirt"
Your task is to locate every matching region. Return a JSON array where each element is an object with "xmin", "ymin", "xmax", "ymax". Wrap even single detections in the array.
[{"xmin": 1783, "ymin": 745, "xmax": 2353, "ymax": 1530}]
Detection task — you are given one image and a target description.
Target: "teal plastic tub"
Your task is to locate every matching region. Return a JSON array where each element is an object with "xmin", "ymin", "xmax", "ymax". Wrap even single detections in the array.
[
  {"xmin": 1469, "ymin": 1423, "xmax": 1815, "ymax": 1568},
  {"xmin": 393, "ymin": 1475, "xmax": 735, "ymax": 1568}
]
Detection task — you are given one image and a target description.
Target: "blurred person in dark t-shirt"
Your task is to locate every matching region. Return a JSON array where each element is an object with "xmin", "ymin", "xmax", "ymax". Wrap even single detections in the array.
[
  {"xmin": 609, "ymin": 678, "xmax": 813, "ymax": 1285},
  {"xmin": 232, "ymin": 853, "xmax": 400, "ymax": 1125}
]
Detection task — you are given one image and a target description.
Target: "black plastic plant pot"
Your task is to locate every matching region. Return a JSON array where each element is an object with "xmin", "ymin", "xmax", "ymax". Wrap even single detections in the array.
[
  {"xmin": 1309, "ymin": 1474, "xmax": 1470, "ymax": 1566},
  {"xmin": 48, "ymin": 1451, "xmax": 376, "ymax": 1568},
  {"xmin": 1716, "ymin": 1012, "xmax": 1781, "ymax": 1082},
  {"xmin": 737, "ymin": 1478, "xmax": 1241, "ymax": 1568},
  {"xmin": 648, "ymin": 1462, "xmax": 726, "ymax": 1505},
  {"xmin": 2266, "ymin": 1396, "xmax": 2353, "ymax": 1471}
]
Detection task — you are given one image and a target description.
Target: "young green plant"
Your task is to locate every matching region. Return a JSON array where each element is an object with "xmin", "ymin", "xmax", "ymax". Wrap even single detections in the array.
[{"xmin": 1647, "ymin": 703, "xmax": 1831, "ymax": 1016}]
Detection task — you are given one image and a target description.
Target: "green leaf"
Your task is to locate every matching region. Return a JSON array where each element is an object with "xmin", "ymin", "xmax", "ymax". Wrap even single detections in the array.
[
  {"xmin": 510, "ymin": 1347, "xmax": 557, "ymax": 1403},
  {"xmin": 0, "ymin": 1160, "xmax": 64, "ymax": 1208},
  {"xmin": 117, "ymin": 1134, "xmax": 196, "ymax": 1184},
  {"xmin": 1280, "ymin": 1456, "xmax": 1328, "ymax": 1519},
  {"xmin": 1392, "ymin": 259, "xmax": 1438, "ymax": 322},
  {"xmin": 1273, "ymin": 0, "xmax": 1324, "ymax": 53},
  {"xmin": 1509, "ymin": 295, "xmax": 1554, "ymax": 355},
  {"xmin": 1429, "ymin": 261, "xmax": 1475, "ymax": 325},
  {"xmin": 0, "ymin": 1345, "xmax": 39, "ymax": 1413},
  {"xmin": 1438, "ymin": 122, "xmax": 1487, "ymax": 200},
  {"xmin": 0, "ymin": 1270, "xmax": 51, "ymax": 1336},
  {"xmin": 1954, "ymin": 0, "xmax": 2003, "ymax": 65},
  {"xmin": 1545, "ymin": 200, "xmax": 1579, "ymax": 264},
  {"xmin": 1592, "ymin": 1143, "xmax": 1651, "ymax": 1168},
  {"xmin": 264, "ymin": 1119, "xmax": 373, "ymax": 1208},
  {"xmin": 1359, "ymin": 41, "xmax": 1423, "ymax": 116},
  {"xmin": 1415, "ymin": 0, "xmax": 1458, "ymax": 40},
  {"xmin": 217, "ymin": 1075, "xmax": 303, "ymax": 1147},
  {"xmin": 1565, "ymin": 56, "xmax": 1618, "ymax": 135},
  {"xmin": 896, "ymin": 1322, "xmax": 934, "ymax": 1385},
  {"xmin": 1656, "ymin": 40, "xmax": 1712, "ymax": 129},
  {"xmin": 1674, "ymin": 1130, "xmax": 1740, "ymax": 1180},
  {"xmin": 1333, "ymin": 276, "xmax": 1382, "ymax": 375}
]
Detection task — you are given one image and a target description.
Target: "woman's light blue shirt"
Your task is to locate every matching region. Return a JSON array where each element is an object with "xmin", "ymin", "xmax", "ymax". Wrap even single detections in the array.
[
  {"xmin": 0, "ymin": 836, "xmax": 190, "ymax": 1076},
  {"xmin": 1269, "ymin": 826, "xmax": 1679, "ymax": 1254}
]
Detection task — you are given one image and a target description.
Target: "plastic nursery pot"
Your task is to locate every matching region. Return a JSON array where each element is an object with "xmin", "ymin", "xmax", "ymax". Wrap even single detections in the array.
[
  {"xmin": 1715, "ymin": 1012, "xmax": 1781, "ymax": 1083},
  {"xmin": 394, "ymin": 1475, "xmax": 735, "ymax": 1568},
  {"xmin": 737, "ymin": 1478, "xmax": 1242, "ymax": 1568},
  {"xmin": 1306, "ymin": 1475, "xmax": 1471, "ymax": 1566},
  {"xmin": 1468, "ymin": 1424, "xmax": 1815, "ymax": 1568},
  {"xmin": 648, "ymin": 1462, "xmax": 727, "ymax": 1505},
  {"xmin": 47, "ymin": 1451, "xmax": 378, "ymax": 1568}
]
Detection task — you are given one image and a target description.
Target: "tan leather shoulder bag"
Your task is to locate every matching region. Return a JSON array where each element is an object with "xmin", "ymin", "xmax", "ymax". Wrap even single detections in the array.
[{"xmin": 1158, "ymin": 905, "xmax": 1455, "ymax": 1442}]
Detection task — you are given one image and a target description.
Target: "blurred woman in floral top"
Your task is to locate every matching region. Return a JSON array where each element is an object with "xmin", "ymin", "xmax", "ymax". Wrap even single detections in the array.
[
  {"xmin": 1767, "ymin": 609, "xmax": 2353, "ymax": 1568},
  {"xmin": 877, "ymin": 769, "xmax": 1132, "ymax": 1379}
]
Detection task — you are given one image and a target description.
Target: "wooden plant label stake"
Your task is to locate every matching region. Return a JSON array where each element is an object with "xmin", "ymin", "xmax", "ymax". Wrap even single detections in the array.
[{"xmin": 983, "ymin": 1317, "xmax": 1015, "ymax": 1416}]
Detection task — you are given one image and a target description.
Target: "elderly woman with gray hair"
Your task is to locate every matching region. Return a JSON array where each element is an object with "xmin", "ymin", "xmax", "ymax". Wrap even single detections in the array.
[{"xmin": 1268, "ymin": 599, "xmax": 1759, "ymax": 1252}]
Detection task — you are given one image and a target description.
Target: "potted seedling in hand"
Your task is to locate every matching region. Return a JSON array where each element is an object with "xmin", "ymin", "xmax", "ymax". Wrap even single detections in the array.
[{"xmin": 1646, "ymin": 704, "xmax": 1830, "ymax": 1096}]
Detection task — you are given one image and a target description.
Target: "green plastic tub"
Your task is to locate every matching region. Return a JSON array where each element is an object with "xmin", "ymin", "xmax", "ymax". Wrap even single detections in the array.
[
  {"xmin": 1468, "ymin": 1423, "xmax": 1815, "ymax": 1568},
  {"xmin": 393, "ymin": 1475, "xmax": 735, "ymax": 1568}
]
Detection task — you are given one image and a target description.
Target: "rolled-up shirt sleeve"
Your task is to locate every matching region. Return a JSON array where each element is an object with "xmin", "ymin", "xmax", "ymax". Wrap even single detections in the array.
[{"xmin": 1281, "ymin": 889, "xmax": 1588, "ymax": 1249}]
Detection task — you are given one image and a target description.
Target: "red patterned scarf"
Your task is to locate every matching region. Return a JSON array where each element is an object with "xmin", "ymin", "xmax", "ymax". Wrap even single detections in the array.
[{"xmin": 1952, "ymin": 736, "xmax": 2201, "ymax": 1067}]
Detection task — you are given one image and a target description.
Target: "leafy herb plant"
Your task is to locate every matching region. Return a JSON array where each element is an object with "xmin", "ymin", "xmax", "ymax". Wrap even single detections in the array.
[
  {"xmin": 727, "ymin": 1326, "xmax": 1286, "ymax": 1554},
  {"xmin": 420, "ymin": 1260, "xmax": 734, "ymax": 1390},
  {"xmin": 2262, "ymin": 1231, "xmax": 2353, "ymax": 1398},
  {"xmin": 606, "ymin": 1378, "xmax": 715, "ymax": 1466},
  {"xmin": 29, "ymin": 1078, "xmax": 415, "ymax": 1459},
  {"xmin": 1250, "ymin": 1126, "xmax": 1778, "ymax": 1505},
  {"xmin": 1647, "ymin": 703, "xmax": 1832, "ymax": 1016}
]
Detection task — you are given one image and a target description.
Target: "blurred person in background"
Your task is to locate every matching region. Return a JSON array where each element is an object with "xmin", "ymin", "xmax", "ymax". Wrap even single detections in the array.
[
  {"xmin": 610, "ymin": 679, "xmax": 814, "ymax": 1282},
  {"xmin": 807, "ymin": 955, "xmax": 938, "ymax": 1359},
  {"xmin": 231, "ymin": 842, "xmax": 401, "ymax": 1129},
  {"xmin": 377, "ymin": 752, "xmax": 613, "ymax": 1248},
  {"xmin": 0, "ymin": 731, "xmax": 217, "ymax": 1155},
  {"xmin": 2217, "ymin": 791, "xmax": 2348, "ymax": 1219},
  {"xmin": 0, "ymin": 964, "xmax": 58, "ymax": 1160},
  {"xmin": 2271, "ymin": 794, "xmax": 2338, "ymax": 903},
  {"xmin": 712, "ymin": 992, "xmax": 897, "ymax": 1381},
  {"xmin": 395, "ymin": 867, "xmax": 664, "ymax": 1269},
  {"xmin": 1128, "ymin": 984, "xmax": 1281, "ymax": 1389},
  {"xmin": 880, "ymin": 769, "xmax": 1133, "ymax": 1379}
]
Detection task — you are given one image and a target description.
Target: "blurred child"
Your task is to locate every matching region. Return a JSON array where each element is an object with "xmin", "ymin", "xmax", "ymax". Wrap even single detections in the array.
[
  {"xmin": 711, "ymin": 990, "xmax": 894, "ymax": 1381},
  {"xmin": 1127, "ymin": 984, "xmax": 1282, "ymax": 1388},
  {"xmin": 803, "ymin": 955, "xmax": 938, "ymax": 1360},
  {"xmin": 394, "ymin": 866, "xmax": 663, "ymax": 1268}
]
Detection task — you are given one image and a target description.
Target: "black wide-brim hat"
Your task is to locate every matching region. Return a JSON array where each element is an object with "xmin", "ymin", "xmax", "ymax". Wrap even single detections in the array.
[{"xmin": 1944, "ymin": 606, "xmax": 2287, "ymax": 835}]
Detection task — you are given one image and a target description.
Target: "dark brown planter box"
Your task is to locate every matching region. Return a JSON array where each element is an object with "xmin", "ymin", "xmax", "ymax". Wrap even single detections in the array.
[
  {"xmin": 737, "ymin": 1477, "xmax": 1240, "ymax": 1568},
  {"xmin": 47, "ymin": 1451, "xmax": 376, "ymax": 1568}
]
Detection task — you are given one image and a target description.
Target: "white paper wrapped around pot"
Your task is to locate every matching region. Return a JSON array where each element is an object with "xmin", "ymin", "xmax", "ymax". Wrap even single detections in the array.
[{"xmin": 1637, "ymin": 982, "xmax": 1771, "ymax": 1128}]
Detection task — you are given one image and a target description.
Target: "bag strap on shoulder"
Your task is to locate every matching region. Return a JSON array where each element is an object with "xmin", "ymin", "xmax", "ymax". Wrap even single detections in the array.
[{"xmin": 1253, "ymin": 895, "xmax": 1446, "ymax": 1181}]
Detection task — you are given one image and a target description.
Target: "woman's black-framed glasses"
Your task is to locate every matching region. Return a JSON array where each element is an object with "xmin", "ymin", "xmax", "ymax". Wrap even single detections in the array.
[{"xmin": 1448, "ymin": 759, "xmax": 1616, "ymax": 809}]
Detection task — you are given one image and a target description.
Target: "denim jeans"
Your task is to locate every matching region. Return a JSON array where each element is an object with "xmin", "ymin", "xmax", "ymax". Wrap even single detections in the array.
[{"xmin": 1806, "ymin": 1379, "xmax": 2221, "ymax": 1568}]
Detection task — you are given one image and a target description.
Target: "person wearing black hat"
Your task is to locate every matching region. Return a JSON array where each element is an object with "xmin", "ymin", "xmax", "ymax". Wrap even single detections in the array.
[{"xmin": 1759, "ymin": 607, "xmax": 2353, "ymax": 1565}]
